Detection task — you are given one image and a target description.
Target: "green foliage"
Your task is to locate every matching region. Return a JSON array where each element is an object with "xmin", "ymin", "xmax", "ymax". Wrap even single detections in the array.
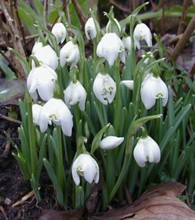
[{"xmin": 12, "ymin": 0, "xmax": 195, "ymax": 211}]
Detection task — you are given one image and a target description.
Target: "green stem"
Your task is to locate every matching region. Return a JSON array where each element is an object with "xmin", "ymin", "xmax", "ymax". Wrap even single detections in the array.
[{"xmin": 56, "ymin": 126, "xmax": 66, "ymax": 195}]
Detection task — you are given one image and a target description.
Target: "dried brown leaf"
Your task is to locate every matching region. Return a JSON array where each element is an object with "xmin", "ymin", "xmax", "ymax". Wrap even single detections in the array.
[{"xmin": 90, "ymin": 182, "xmax": 195, "ymax": 220}]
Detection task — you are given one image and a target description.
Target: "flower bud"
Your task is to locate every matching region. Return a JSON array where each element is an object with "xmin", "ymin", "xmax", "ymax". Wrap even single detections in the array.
[
  {"xmin": 93, "ymin": 73, "xmax": 116, "ymax": 105},
  {"xmin": 100, "ymin": 136, "xmax": 124, "ymax": 150},
  {"xmin": 72, "ymin": 154, "xmax": 99, "ymax": 185},
  {"xmin": 133, "ymin": 136, "xmax": 161, "ymax": 167}
]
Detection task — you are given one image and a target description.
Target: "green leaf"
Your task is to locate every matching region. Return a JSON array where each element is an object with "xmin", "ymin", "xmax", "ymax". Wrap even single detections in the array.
[
  {"xmin": 91, "ymin": 123, "xmax": 110, "ymax": 154},
  {"xmin": 0, "ymin": 55, "xmax": 16, "ymax": 80},
  {"xmin": 43, "ymin": 158, "xmax": 64, "ymax": 204}
]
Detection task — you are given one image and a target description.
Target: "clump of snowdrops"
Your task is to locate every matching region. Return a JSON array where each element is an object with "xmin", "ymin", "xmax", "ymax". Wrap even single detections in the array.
[{"xmin": 14, "ymin": 2, "xmax": 194, "ymax": 210}]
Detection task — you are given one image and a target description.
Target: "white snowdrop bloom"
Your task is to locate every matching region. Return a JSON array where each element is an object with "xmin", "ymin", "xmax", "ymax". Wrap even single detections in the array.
[
  {"xmin": 106, "ymin": 18, "xmax": 121, "ymax": 33},
  {"xmin": 133, "ymin": 136, "xmax": 161, "ymax": 168},
  {"xmin": 32, "ymin": 41, "xmax": 43, "ymax": 55},
  {"xmin": 122, "ymin": 36, "xmax": 132, "ymax": 52},
  {"xmin": 32, "ymin": 104, "xmax": 43, "ymax": 126},
  {"xmin": 38, "ymin": 98, "xmax": 73, "ymax": 136},
  {"xmin": 93, "ymin": 73, "xmax": 116, "ymax": 105},
  {"xmin": 96, "ymin": 33, "xmax": 125, "ymax": 66},
  {"xmin": 100, "ymin": 136, "xmax": 124, "ymax": 150},
  {"xmin": 27, "ymin": 65, "xmax": 57, "ymax": 101},
  {"xmin": 32, "ymin": 45, "xmax": 58, "ymax": 70},
  {"xmin": 60, "ymin": 41, "xmax": 80, "ymax": 67},
  {"xmin": 84, "ymin": 17, "xmax": 97, "ymax": 40},
  {"xmin": 72, "ymin": 154, "xmax": 99, "ymax": 185},
  {"xmin": 51, "ymin": 22, "xmax": 67, "ymax": 44},
  {"xmin": 64, "ymin": 80, "xmax": 87, "ymax": 111},
  {"xmin": 133, "ymin": 23, "xmax": 152, "ymax": 50},
  {"xmin": 141, "ymin": 73, "xmax": 168, "ymax": 110},
  {"xmin": 121, "ymin": 80, "xmax": 134, "ymax": 90}
]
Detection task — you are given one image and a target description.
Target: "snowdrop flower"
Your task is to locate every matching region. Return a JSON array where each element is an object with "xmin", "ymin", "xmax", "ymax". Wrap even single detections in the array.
[
  {"xmin": 60, "ymin": 41, "xmax": 80, "ymax": 67},
  {"xmin": 133, "ymin": 136, "xmax": 161, "ymax": 167},
  {"xmin": 51, "ymin": 22, "xmax": 67, "ymax": 44},
  {"xmin": 32, "ymin": 104, "xmax": 42, "ymax": 126},
  {"xmin": 141, "ymin": 73, "xmax": 168, "ymax": 110},
  {"xmin": 27, "ymin": 65, "xmax": 57, "ymax": 101},
  {"xmin": 38, "ymin": 98, "xmax": 73, "ymax": 136},
  {"xmin": 133, "ymin": 23, "xmax": 152, "ymax": 50},
  {"xmin": 122, "ymin": 36, "xmax": 132, "ymax": 52},
  {"xmin": 93, "ymin": 73, "xmax": 116, "ymax": 105},
  {"xmin": 32, "ymin": 41, "xmax": 43, "ymax": 55},
  {"xmin": 100, "ymin": 136, "xmax": 124, "ymax": 150},
  {"xmin": 72, "ymin": 154, "xmax": 99, "ymax": 185},
  {"xmin": 32, "ymin": 45, "xmax": 58, "ymax": 70},
  {"xmin": 64, "ymin": 80, "xmax": 87, "ymax": 111},
  {"xmin": 96, "ymin": 33, "xmax": 125, "ymax": 66},
  {"xmin": 106, "ymin": 18, "xmax": 121, "ymax": 34},
  {"xmin": 121, "ymin": 80, "xmax": 134, "ymax": 90},
  {"xmin": 84, "ymin": 17, "xmax": 97, "ymax": 40}
]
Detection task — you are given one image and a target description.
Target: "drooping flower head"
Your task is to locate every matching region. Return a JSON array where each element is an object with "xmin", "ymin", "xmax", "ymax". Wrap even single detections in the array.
[
  {"xmin": 84, "ymin": 17, "xmax": 97, "ymax": 40},
  {"xmin": 38, "ymin": 98, "xmax": 73, "ymax": 136},
  {"xmin": 72, "ymin": 154, "xmax": 99, "ymax": 185},
  {"xmin": 133, "ymin": 23, "xmax": 152, "ymax": 50},
  {"xmin": 27, "ymin": 64, "xmax": 57, "ymax": 101},
  {"xmin": 64, "ymin": 80, "xmax": 87, "ymax": 111},
  {"xmin": 51, "ymin": 22, "xmax": 67, "ymax": 44},
  {"xmin": 60, "ymin": 41, "xmax": 80, "ymax": 67},
  {"xmin": 96, "ymin": 33, "xmax": 125, "ymax": 66},
  {"xmin": 141, "ymin": 73, "xmax": 168, "ymax": 110},
  {"xmin": 31, "ymin": 44, "xmax": 58, "ymax": 70},
  {"xmin": 93, "ymin": 73, "xmax": 116, "ymax": 105},
  {"xmin": 133, "ymin": 135, "xmax": 161, "ymax": 167}
]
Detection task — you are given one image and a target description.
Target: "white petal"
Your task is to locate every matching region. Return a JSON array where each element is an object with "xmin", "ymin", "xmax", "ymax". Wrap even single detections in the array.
[
  {"xmin": 71, "ymin": 154, "xmax": 99, "ymax": 185},
  {"xmin": 96, "ymin": 33, "xmax": 124, "ymax": 66},
  {"xmin": 93, "ymin": 73, "xmax": 116, "ymax": 105},
  {"xmin": 100, "ymin": 136, "xmax": 124, "ymax": 150},
  {"xmin": 121, "ymin": 80, "xmax": 134, "ymax": 90},
  {"xmin": 133, "ymin": 139, "xmax": 147, "ymax": 167},
  {"xmin": 52, "ymin": 22, "xmax": 66, "ymax": 44},
  {"xmin": 122, "ymin": 36, "xmax": 131, "ymax": 52},
  {"xmin": 85, "ymin": 18, "xmax": 97, "ymax": 40},
  {"xmin": 32, "ymin": 104, "xmax": 42, "ymax": 125},
  {"xmin": 32, "ymin": 41, "xmax": 43, "ymax": 55},
  {"xmin": 72, "ymin": 159, "xmax": 81, "ymax": 185},
  {"xmin": 60, "ymin": 41, "xmax": 80, "ymax": 67},
  {"xmin": 33, "ymin": 45, "xmax": 58, "ymax": 70}
]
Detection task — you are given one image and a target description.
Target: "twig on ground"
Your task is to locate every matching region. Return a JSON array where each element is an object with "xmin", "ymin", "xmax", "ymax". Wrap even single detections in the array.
[
  {"xmin": 12, "ymin": 191, "xmax": 35, "ymax": 207},
  {"xmin": 0, "ymin": 113, "xmax": 21, "ymax": 125},
  {"xmin": 0, "ymin": 206, "xmax": 8, "ymax": 220},
  {"xmin": 177, "ymin": 0, "xmax": 189, "ymax": 35},
  {"xmin": 71, "ymin": 0, "xmax": 87, "ymax": 29},
  {"xmin": 171, "ymin": 16, "xmax": 195, "ymax": 61},
  {"xmin": 1, "ymin": 1, "xmax": 26, "ymax": 79}
]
